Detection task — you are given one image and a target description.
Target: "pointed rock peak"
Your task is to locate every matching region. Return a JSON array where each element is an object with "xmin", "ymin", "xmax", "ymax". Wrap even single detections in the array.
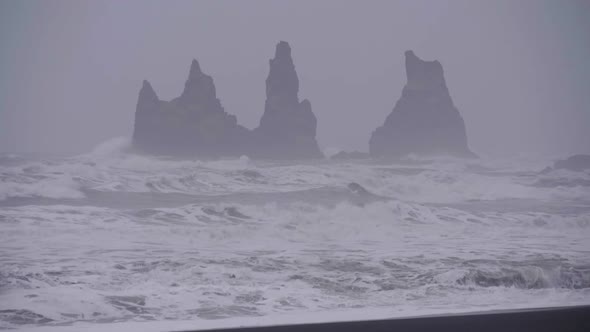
[
  {"xmin": 405, "ymin": 50, "xmax": 439, "ymax": 65},
  {"xmin": 404, "ymin": 50, "xmax": 444, "ymax": 84},
  {"xmin": 140, "ymin": 79, "xmax": 158, "ymax": 101},
  {"xmin": 405, "ymin": 50, "xmax": 424, "ymax": 70},
  {"xmin": 188, "ymin": 59, "xmax": 202, "ymax": 81},
  {"xmin": 405, "ymin": 50, "xmax": 417, "ymax": 60},
  {"xmin": 369, "ymin": 50, "xmax": 474, "ymax": 159},
  {"xmin": 274, "ymin": 41, "xmax": 292, "ymax": 61},
  {"xmin": 180, "ymin": 58, "xmax": 218, "ymax": 105},
  {"xmin": 142, "ymin": 79, "xmax": 153, "ymax": 90},
  {"xmin": 265, "ymin": 40, "xmax": 299, "ymax": 101}
]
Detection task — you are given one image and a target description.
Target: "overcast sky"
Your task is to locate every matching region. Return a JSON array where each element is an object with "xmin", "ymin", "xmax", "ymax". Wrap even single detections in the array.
[{"xmin": 1, "ymin": 0, "xmax": 589, "ymax": 157}]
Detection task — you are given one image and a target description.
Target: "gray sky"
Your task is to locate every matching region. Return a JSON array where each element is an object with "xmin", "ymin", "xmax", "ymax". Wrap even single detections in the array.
[{"xmin": 1, "ymin": 0, "xmax": 589, "ymax": 157}]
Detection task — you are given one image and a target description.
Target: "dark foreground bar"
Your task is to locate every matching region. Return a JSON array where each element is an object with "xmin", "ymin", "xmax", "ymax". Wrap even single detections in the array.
[{"xmin": 179, "ymin": 305, "xmax": 590, "ymax": 332}]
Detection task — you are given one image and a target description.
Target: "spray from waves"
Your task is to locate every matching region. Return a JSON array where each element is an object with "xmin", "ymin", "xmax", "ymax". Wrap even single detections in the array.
[
  {"xmin": 0, "ymin": 137, "xmax": 256, "ymax": 201},
  {"xmin": 0, "ymin": 177, "xmax": 85, "ymax": 201},
  {"xmin": 85, "ymin": 136, "xmax": 133, "ymax": 158},
  {"xmin": 1, "ymin": 136, "xmax": 589, "ymax": 205},
  {"xmin": 1, "ymin": 139, "xmax": 589, "ymax": 328},
  {"xmin": 0, "ymin": 137, "xmax": 131, "ymax": 201}
]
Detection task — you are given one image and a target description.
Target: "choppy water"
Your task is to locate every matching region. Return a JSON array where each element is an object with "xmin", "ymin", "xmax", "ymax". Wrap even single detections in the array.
[{"xmin": 1, "ymin": 138, "xmax": 590, "ymax": 330}]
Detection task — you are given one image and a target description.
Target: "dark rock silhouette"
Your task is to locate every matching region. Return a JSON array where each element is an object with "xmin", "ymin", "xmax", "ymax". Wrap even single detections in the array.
[
  {"xmin": 252, "ymin": 41, "xmax": 323, "ymax": 159},
  {"xmin": 132, "ymin": 60, "xmax": 250, "ymax": 157},
  {"xmin": 369, "ymin": 51, "xmax": 475, "ymax": 158},
  {"xmin": 133, "ymin": 42, "xmax": 322, "ymax": 160},
  {"xmin": 552, "ymin": 154, "xmax": 590, "ymax": 172}
]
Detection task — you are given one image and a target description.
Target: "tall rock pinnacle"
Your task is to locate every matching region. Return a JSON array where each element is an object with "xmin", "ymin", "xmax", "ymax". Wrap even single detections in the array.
[
  {"xmin": 253, "ymin": 41, "xmax": 323, "ymax": 159},
  {"xmin": 132, "ymin": 42, "xmax": 323, "ymax": 159},
  {"xmin": 139, "ymin": 80, "xmax": 159, "ymax": 104},
  {"xmin": 265, "ymin": 41, "xmax": 299, "ymax": 104},
  {"xmin": 179, "ymin": 59, "xmax": 219, "ymax": 109},
  {"xmin": 369, "ymin": 51, "xmax": 475, "ymax": 158},
  {"xmin": 132, "ymin": 80, "xmax": 161, "ymax": 149}
]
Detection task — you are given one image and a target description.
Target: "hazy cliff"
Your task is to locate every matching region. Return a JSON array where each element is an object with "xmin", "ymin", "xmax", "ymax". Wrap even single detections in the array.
[
  {"xmin": 133, "ymin": 42, "xmax": 322, "ymax": 159},
  {"xmin": 132, "ymin": 60, "xmax": 250, "ymax": 157},
  {"xmin": 370, "ymin": 51, "xmax": 475, "ymax": 158},
  {"xmin": 251, "ymin": 41, "xmax": 323, "ymax": 159}
]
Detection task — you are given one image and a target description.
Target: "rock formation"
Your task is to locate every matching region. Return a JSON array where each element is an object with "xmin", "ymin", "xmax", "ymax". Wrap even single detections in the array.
[
  {"xmin": 132, "ymin": 60, "xmax": 250, "ymax": 157},
  {"xmin": 252, "ymin": 41, "xmax": 323, "ymax": 159},
  {"xmin": 552, "ymin": 154, "xmax": 590, "ymax": 172},
  {"xmin": 133, "ymin": 42, "xmax": 323, "ymax": 160},
  {"xmin": 369, "ymin": 51, "xmax": 475, "ymax": 158}
]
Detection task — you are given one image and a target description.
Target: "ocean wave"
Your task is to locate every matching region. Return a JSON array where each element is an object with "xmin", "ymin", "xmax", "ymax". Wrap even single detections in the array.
[
  {"xmin": 0, "ymin": 176, "xmax": 85, "ymax": 201},
  {"xmin": 452, "ymin": 263, "xmax": 590, "ymax": 289},
  {"xmin": 2, "ymin": 251, "xmax": 589, "ymax": 329},
  {"xmin": 2, "ymin": 147, "xmax": 590, "ymax": 328},
  {"xmin": 1, "ymin": 143, "xmax": 589, "ymax": 204}
]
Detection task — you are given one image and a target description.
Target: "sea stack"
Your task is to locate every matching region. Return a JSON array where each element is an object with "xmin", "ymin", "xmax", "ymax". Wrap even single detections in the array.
[
  {"xmin": 369, "ymin": 51, "xmax": 475, "ymax": 158},
  {"xmin": 132, "ymin": 60, "xmax": 250, "ymax": 157},
  {"xmin": 252, "ymin": 41, "xmax": 323, "ymax": 159},
  {"xmin": 552, "ymin": 154, "xmax": 590, "ymax": 172}
]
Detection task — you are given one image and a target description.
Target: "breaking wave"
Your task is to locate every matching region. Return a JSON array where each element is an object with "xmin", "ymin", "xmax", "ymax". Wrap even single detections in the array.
[
  {"xmin": 1, "ymin": 140, "xmax": 589, "ymax": 204},
  {"xmin": 1, "ymin": 142, "xmax": 590, "ymax": 328},
  {"xmin": 450, "ymin": 261, "xmax": 590, "ymax": 289}
]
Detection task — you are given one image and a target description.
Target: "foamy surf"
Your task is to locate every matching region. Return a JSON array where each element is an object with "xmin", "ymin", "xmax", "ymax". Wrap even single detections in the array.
[{"xmin": 1, "ymin": 143, "xmax": 589, "ymax": 329}]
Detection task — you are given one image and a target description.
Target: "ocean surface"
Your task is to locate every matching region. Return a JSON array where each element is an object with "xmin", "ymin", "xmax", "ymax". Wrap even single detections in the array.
[{"xmin": 1, "ymin": 138, "xmax": 590, "ymax": 330}]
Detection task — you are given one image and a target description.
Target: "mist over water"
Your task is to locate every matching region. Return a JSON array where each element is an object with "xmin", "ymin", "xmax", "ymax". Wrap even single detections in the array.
[
  {"xmin": 1, "ymin": 0, "xmax": 590, "ymax": 330},
  {"xmin": 1, "ymin": 139, "xmax": 589, "ymax": 329}
]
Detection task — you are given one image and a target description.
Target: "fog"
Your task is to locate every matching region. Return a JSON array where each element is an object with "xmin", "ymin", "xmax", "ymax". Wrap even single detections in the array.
[
  {"xmin": 2, "ymin": 2, "xmax": 590, "ymax": 329},
  {"xmin": 0, "ymin": 0, "xmax": 588, "ymax": 157}
]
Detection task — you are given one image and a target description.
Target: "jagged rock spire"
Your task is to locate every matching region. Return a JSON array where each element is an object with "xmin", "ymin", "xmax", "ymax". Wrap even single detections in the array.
[
  {"xmin": 180, "ymin": 59, "xmax": 217, "ymax": 106},
  {"xmin": 132, "ymin": 59, "xmax": 249, "ymax": 157},
  {"xmin": 188, "ymin": 59, "xmax": 202, "ymax": 80},
  {"xmin": 138, "ymin": 80, "xmax": 158, "ymax": 105},
  {"xmin": 369, "ymin": 50, "xmax": 475, "ymax": 158},
  {"xmin": 404, "ymin": 50, "xmax": 446, "ymax": 93},
  {"xmin": 132, "ymin": 43, "xmax": 322, "ymax": 159},
  {"xmin": 253, "ymin": 41, "xmax": 322, "ymax": 159},
  {"xmin": 132, "ymin": 79, "xmax": 161, "ymax": 148},
  {"xmin": 135, "ymin": 80, "xmax": 160, "ymax": 116},
  {"xmin": 265, "ymin": 41, "xmax": 299, "ymax": 104}
]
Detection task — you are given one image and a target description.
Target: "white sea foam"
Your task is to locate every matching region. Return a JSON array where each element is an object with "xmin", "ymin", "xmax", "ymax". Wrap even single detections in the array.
[
  {"xmin": 1, "ymin": 197, "xmax": 589, "ymax": 329},
  {"xmin": 1, "ymin": 140, "xmax": 588, "ymax": 203},
  {"xmin": 0, "ymin": 174, "xmax": 85, "ymax": 201},
  {"xmin": 1, "ymin": 142, "xmax": 589, "ymax": 329}
]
